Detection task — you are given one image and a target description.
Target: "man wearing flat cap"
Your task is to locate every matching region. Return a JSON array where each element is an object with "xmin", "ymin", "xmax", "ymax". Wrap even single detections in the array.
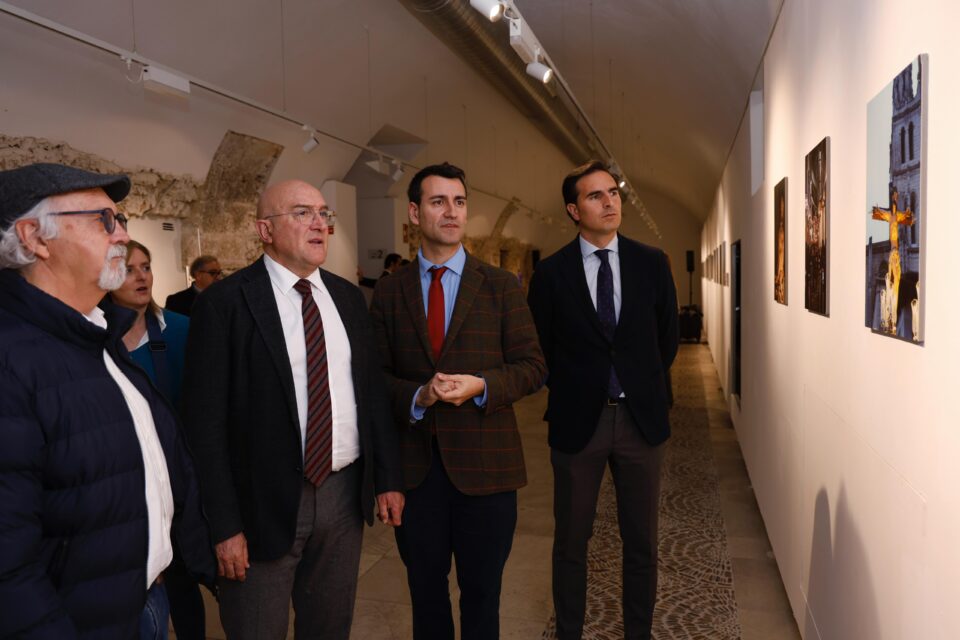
[{"xmin": 0, "ymin": 163, "xmax": 215, "ymax": 638}]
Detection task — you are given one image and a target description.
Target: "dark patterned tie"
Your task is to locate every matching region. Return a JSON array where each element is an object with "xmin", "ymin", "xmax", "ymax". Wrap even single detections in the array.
[
  {"xmin": 427, "ymin": 266, "xmax": 448, "ymax": 360},
  {"xmin": 293, "ymin": 279, "xmax": 332, "ymax": 486},
  {"xmin": 595, "ymin": 249, "xmax": 623, "ymax": 398}
]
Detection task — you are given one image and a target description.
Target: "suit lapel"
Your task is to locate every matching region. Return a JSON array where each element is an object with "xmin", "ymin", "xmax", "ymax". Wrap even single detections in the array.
[
  {"xmin": 441, "ymin": 253, "xmax": 483, "ymax": 360},
  {"xmin": 614, "ymin": 235, "xmax": 637, "ymax": 341},
  {"xmin": 400, "ymin": 262, "xmax": 436, "ymax": 363},
  {"xmin": 241, "ymin": 257, "xmax": 300, "ymax": 431},
  {"xmin": 563, "ymin": 238, "xmax": 608, "ymax": 342}
]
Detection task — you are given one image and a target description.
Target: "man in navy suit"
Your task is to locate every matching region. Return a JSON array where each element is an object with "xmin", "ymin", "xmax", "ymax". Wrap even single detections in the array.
[
  {"xmin": 528, "ymin": 161, "xmax": 678, "ymax": 640},
  {"xmin": 164, "ymin": 255, "xmax": 222, "ymax": 317}
]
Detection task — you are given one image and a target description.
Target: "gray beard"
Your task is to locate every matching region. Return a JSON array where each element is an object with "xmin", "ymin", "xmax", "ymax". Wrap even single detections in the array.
[{"xmin": 98, "ymin": 244, "xmax": 128, "ymax": 291}]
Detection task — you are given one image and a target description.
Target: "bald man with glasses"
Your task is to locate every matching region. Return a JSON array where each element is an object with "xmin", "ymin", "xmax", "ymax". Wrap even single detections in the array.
[{"xmin": 182, "ymin": 179, "xmax": 403, "ymax": 639}]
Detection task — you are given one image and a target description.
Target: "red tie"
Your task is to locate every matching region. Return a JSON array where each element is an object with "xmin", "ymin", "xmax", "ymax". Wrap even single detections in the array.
[
  {"xmin": 293, "ymin": 279, "xmax": 332, "ymax": 486},
  {"xmin": 427, "ymin": 266, "xmax": 448, "ymax": 360}
]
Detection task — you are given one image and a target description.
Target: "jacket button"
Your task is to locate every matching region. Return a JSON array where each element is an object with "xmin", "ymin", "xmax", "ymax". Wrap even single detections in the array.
[{"xmin": 295, "ymin": 465, "xmax": 302, "ymax": 473}]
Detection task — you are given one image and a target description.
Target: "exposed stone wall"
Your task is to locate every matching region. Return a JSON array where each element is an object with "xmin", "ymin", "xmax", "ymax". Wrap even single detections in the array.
[
  {"xmin": 1, "ymin": 131, "xmax": 537, "ymax": 289},
  {"xmin": 0, "ymin": 131, "xmax": 282, "ymax": 274}
]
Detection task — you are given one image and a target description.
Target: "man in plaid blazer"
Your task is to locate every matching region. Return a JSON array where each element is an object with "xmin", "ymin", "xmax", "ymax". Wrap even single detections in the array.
[{"xmin": 370, "ymin": 162, "xmax": 546, "ymax": 640}]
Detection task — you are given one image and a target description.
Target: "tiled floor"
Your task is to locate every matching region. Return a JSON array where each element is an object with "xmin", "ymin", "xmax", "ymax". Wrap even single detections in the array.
[{"xmin": 187, "ymin": 344, "xmax": 800, "ymax": 639}]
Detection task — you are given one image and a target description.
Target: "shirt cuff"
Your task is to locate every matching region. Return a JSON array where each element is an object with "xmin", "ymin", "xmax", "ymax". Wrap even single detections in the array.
[
  {"xmin": 473, "ymin": 377, "xmax": 488, "ymax": 409},
  {"xmin": 410, "ymin": 387, "xmax": 427, "ymax": 422}
]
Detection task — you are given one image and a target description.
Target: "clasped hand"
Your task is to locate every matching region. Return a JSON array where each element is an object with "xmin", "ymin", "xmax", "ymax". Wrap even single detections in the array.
[{"xmin": 416, "ymin": 372, "xmax": 485, "ymax": 407}]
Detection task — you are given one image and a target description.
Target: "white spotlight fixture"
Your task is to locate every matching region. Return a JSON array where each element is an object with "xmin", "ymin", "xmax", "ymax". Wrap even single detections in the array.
[
  {"xmin": 301, "ymin": 124, "xmax": 319, "ymax": 153},
  {"xmin": 391, "ymin": 161, "xmax": 405, "ymax": 183},
  {"xmin": 142, "ymin": 65, "xmax": 190, "ymax": 98},
  {"xmin": 526, "ymin": 60, "xmax": 553, "ymax": 84},
  {"xmin": 365, "ymin": 155, "xmax": 392, "ymax": 176},
  {"xmin": 469, "ymin": 0, "xmax": 504, "ymax": 22},
  {"xmin": 618, "ymin": 179, "xmax": 627, "ymax": 188}
]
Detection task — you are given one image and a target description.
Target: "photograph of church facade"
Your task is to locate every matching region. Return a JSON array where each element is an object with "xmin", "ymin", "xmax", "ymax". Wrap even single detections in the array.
[
  {"xmin": 865, "ymin": 55, "xmax": 925, "ymax": 344},
  {"xmin": 804, "ymin": 138, "xmax": 829, "ymax": 316}
]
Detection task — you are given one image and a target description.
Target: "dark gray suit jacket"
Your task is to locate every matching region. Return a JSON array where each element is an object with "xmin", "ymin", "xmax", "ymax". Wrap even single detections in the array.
[{"xmin": 181, "ymin": 257, "xmax": 403, "ymax": 561}]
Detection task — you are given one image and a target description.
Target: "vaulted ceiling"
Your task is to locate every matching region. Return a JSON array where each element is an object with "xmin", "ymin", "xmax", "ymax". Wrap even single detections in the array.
[
  {"xmin": 3, "ymin": 0, "xmax": 781, "ymax": 226},
  {"xmin": 510, "ymin": 0, "xmax": 782, "ymax": 220}
]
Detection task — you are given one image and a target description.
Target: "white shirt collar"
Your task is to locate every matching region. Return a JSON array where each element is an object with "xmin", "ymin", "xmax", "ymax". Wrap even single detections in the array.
[
  {"xmin": 263, "ymin": 253, "xmax": 327, "ymax": 296},
  {"xmin": 84, "ymin": 306, "xmax": 108, "ymax": 329},
  {"xmin": 579, "ymin": 234, "xmax": 620, "ymax": 259}
]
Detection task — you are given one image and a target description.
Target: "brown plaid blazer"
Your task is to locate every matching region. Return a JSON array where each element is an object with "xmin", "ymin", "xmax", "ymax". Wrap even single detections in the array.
[{"xmin": 369, "ymin": 252, "xmax": 546, "ymax": 495}]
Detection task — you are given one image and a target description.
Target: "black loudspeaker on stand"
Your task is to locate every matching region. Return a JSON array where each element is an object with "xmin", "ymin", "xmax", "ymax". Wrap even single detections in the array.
[{"xmin": 679, "ymin": 249, "xmax": 702, "ymax": 343}]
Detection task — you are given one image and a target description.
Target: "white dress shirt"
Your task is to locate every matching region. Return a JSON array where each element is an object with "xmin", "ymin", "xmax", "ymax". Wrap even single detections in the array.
[
  {"xmin": 131, "ymin": 309, "xmax": 166, "ymax": 350},
  {"xmin": 579, "ymin": 234, "xmax": 622, "ymax": 320},
  {"xmin": 263, "ymin": 254, "xmax": 360, "ymax": 470},
  {"xmin": 85, "ymin": 308, "xmax": 174, "ymax": 588}
]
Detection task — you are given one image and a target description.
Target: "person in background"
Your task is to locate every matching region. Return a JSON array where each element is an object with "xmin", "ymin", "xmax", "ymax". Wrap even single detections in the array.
[
  {"xmin": 108, "ymin": 239, "xmax": 206, "ymax": 639},
  {"xmin": 165, "ymin": 254, "xmax": 222, "ymax": 317},
  {"xmin": 357, "ymin": 252, "xmax": 402, "ymax": 289}
]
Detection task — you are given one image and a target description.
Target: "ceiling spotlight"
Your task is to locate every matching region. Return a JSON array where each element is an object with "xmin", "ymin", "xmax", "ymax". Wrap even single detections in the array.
[
  {"xmin": 470, "ymin": 0, "xmax": 504, "ymax": 22},
  {"xmin": 526, "ymin": 60, "xmax": 553, "ymax": 83},
  {"xmin": 301, "ymin": 124, "xmax": 319, "ymax": 153},
  {"xmin": 618, "ymin": 179, "xmax": 627, "ymax": 188},
  {"xmin": 142, "ymin": 65, "xmax": 190, "ymax": 98},
  {"xmin": 391, "ymin": 161, "xmax": 405, "ymax": 182}
]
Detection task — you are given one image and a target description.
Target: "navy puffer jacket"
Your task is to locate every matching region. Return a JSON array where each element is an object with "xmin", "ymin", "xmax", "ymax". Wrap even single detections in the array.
[{"xmin": 0, "ymin": 270, "xmax": 215, "ymax": 639}]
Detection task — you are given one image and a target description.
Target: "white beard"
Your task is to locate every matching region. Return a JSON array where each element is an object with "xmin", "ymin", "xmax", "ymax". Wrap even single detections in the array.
[{"xmin": 98, "ymin": 244, "xmax": 128, "ymax": 291}]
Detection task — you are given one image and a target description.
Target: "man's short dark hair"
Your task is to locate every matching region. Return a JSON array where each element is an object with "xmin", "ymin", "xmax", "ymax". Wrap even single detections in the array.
[
  {"xmin": 561, "ymin": 160, "xmax": 620, "ymax": 208},
  {"xmin": 384, "ymin": 253, "xmax": 402, "ymax": 270},
  {"xmin": 407, "ymin": 162, "xmax": 467, "ymax": 206},
  {"xmin": 189, "ymin": 255, "xmax": 218, "ymax": 278}
]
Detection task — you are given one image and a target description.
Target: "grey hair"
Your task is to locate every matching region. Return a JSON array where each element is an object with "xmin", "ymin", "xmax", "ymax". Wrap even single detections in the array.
[{"xmin": 0, "ymin": 198, "xmax": 59, "ymax": 270}]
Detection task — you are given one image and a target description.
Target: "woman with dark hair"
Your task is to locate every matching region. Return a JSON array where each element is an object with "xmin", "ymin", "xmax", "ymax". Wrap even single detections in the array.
[{"xmin": 110, "ymin": 239, "xmax": 206, "ymax": 640}]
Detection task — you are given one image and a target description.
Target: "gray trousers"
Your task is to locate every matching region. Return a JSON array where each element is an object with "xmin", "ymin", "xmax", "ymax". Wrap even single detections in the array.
[
  {"xmin": 218, "ymin": 462, "xmax": 363, "ymax": 640},
  {"xmin": 551, "ymin": 403, "xmax": 664, "ymax": 640}
]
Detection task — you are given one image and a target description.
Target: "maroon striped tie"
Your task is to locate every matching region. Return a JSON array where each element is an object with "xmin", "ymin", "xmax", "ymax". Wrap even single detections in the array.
[{"xmin": 294, "ymin": 279, "xmax": 332, "ymax": 486}]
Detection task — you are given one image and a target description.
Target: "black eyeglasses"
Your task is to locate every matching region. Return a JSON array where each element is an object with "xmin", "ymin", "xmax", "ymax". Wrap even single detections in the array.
[
  {"xmin": 262, "ymin": 207, "xmax": 336, "ymax": 226},
  {"xmin": 197, "ymin": 269, "xmax": 224, "ymax": 278},
  {"xmin": 52, "ymin": 208, "xmax": 128, "ymax": 234}
]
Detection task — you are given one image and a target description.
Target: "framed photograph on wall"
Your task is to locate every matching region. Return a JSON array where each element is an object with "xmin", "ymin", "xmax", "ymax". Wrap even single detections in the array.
[
  {"xmin": 774, "ymin": 177, "xmax": 788, "ymax": 305},
  {"xmin": 805, "ymin": 137, "xmax": 830, "ymax": 316},
  {"xmin": 865, "ymin": 54, "xmax": 927, "ymax": 345}
]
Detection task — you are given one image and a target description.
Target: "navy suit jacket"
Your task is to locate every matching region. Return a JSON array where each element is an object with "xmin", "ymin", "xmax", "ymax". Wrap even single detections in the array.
[
  {"xmin": 527, "ymin": 234, "xmax": 679, "ymax": 453},
  {"xmin": 164, "ymin": 286, "xmax": 198, "ymax": 317}
]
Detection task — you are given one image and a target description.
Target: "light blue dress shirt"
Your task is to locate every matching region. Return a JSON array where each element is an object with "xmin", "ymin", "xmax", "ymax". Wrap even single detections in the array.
[
  {"xmin": 579, "ymin": 234, "xmax": 622, "ymax": 321},
  {"xmin": 418, "ymin": 245, "xmax": 466, "ymax": 331},
  {"xmin": 410, "ymin": 245, "xmax": 487, "ymax": 421}
]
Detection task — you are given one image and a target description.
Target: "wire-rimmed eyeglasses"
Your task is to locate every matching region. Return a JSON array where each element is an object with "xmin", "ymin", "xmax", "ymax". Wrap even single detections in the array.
[{"xmin": 261, "ymin": 207, "xmax": 336, "ymax": 227}]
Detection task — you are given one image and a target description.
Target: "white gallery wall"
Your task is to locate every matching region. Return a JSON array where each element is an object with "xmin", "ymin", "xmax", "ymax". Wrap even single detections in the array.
[{"xmin": 702, "ymin": 0, "xmax": 960, "ymax": 637}]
